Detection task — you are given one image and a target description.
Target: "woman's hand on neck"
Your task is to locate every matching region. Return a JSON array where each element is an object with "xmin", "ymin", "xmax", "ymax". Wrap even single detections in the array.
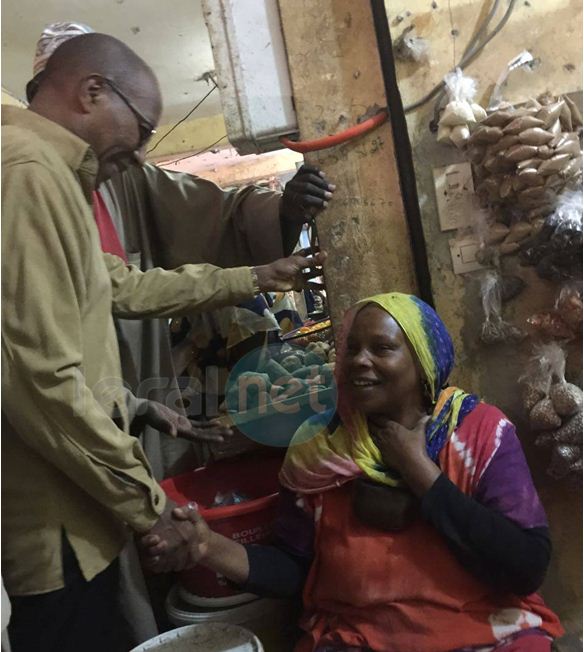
[{"xmin": 368, "ymin": 414, "xmax": 441, "ymax": 498}]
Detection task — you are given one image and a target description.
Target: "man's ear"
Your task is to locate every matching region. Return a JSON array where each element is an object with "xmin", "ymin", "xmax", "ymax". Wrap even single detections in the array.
[{"xmin": 77, "ymin": 75, "xmax": 106, "ymax": 114}]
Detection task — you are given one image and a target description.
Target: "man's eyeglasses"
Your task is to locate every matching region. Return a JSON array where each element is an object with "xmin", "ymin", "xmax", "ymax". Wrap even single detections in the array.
[{"xmin": 95, "ymin": 75, "xmax": 157, "ymax": 149}]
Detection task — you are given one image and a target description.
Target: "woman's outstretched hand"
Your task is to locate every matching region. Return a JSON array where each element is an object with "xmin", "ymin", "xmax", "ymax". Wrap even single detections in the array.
[{"xmin": 368, "ymin": 415, "xmax": 440, "ymax": 497}]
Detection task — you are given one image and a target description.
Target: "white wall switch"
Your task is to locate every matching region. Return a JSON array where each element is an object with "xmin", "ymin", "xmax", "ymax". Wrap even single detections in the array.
[
  {"xmin": 449, "ymin": 236, "xmax": 487, "ymax": 275},
  {"xmin": 433, "ymin": 162, "xmax": 475, "ymax": 231}
]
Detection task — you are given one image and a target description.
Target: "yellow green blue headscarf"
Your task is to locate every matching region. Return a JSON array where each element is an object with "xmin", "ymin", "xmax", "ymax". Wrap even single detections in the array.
[{"xmin": 279, "ymin": 292, "xmax": 479, "ymax": 493}]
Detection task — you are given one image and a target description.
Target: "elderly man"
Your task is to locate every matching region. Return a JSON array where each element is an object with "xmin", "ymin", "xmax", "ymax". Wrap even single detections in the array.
[
  {"xmin": 2, "ymin": 32, "xmax": 325, "ymax": 652},
  {"xmin": 27, "ymin": 22, "xmax": 335, "ymax": 483}
]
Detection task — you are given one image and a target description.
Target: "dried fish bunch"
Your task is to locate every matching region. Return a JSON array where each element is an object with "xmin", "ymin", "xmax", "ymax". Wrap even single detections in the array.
[{"xmin": 468, "ymin": 94, "xmax": 582, "ymax": 216}]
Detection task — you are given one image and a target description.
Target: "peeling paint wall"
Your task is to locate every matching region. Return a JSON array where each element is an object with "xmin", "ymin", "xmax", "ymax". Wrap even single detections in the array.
[{"xmin": 390, "ymin": 0, "xmax": 582, "ymax": 645}]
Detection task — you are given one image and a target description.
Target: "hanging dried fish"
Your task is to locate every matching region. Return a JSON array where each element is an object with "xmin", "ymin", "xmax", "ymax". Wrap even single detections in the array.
[
  {"xmin": 488, "ymin": 134, "xmax": 520, "ymax": 154},
  {"xmin": 503, "ymin": 116, "xmax": 545, "ymax": 135},
  {"xmin": 503, "ymin": 222, "xmax": 532, "ymax": 244},
  {"xmin": 536, "ymin": 100, "xmax": 565, "ymax": 128},
  {"xmin": 518, "ymin": 168, "xmax": 544, "ymax": 187},
  {"xmin": 517, "ymin": 157, "xmax": 542, "ymax": 171},
  {"xmin": 563, "ymin": 94, "xmax": 583, "ymax": 128},
  {"xmin": 559, "ymin": 101, "xmax": 573, "ymax": 132},
  {"xmin": 560, "ymin": 156, "xmax": 583, "ymax": 179},
  {"xmin": 485, "ymin": 223, "xmax": 510, "ymax": 245},
  {"xmin": 499, "ymin": 241, "xmax": 520, "ymax": 255},
  {"xmin": 482, "ymin": 110, "xmax": 515, "ymax": 127},
  {"xmin": 505, "ymin": 144, "xmax": 539, "ymax": 162},
  {"xmin": 499, "ymin": 176, "xmax": 514, "ymax": 199},
  {"xmin": 538, "ymin": 153, "xmax": 572, "ymax": 176},
  {"xmin": 518, "ymin": 128, "xmax": 555, "ymax": 146},
  {"xmin": 536, "ymin": 145, "xmax": 554, "ymax": 159},
  {"xmin": 469, "ymin": 126, "xmax": 504, "ymax": 145},
  {"xmin": 554, "ymin": 138, "xmax": 581, "ymax": 156}
]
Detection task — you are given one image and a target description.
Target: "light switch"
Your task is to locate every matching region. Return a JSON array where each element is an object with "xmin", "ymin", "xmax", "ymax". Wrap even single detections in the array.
[
  {"xmin": 449, "ymin": 236, "xmax": 487, "ymax": 275},
  {"xmin": 433, "ymin": 162, "xmax": 475, "ymax": 231}
]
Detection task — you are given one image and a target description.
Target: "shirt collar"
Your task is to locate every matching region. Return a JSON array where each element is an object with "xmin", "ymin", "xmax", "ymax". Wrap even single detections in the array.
[{"xmin": 1, "ymin": 106, "xmax": 98, "ymax": 201}]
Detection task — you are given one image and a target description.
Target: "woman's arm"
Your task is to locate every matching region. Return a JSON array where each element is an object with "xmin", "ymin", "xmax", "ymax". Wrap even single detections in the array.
[
  {"xmin": 369, "ymin": 416, "xmax": 551, "ymax": 596},
  {"xmin": 142, "ymin": 488, "xmax": 314, "ymax": 598},
  {"xmin": 421, "ymin": 474, "xmax": 550, "ymax": 595}
]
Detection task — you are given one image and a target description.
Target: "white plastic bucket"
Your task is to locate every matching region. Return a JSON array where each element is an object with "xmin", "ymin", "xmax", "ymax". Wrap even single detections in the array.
[
  {"xmin": 178, "ymin": 585, "xmax": 258, "ymax": 609},
  {"xmin": 166, "ymin": 585, "xmax": 298, "ymax": 652},
  {"xmin": 129, "ymin": 622, "xmax": 263, "ymax": 652}
]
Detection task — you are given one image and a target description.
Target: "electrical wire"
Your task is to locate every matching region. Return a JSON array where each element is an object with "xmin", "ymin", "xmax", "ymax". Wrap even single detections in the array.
[
  {"xmin": 279, "ymin": 110, "xmax": 388, "ymax": 153},
  {"xmin": 404, "ymin": 0, "xmax": 516, "ymax": 114},
  {"xmin": 430, "ymin": 0, "xmax": 501, "ymax": 125},
  {"xmin": 147, "ymin": 83, "xmax": 217, "ymax": 154},
  {"xmin": 167, "ymin": 134, "xmax": 228, "ymax": 165}
]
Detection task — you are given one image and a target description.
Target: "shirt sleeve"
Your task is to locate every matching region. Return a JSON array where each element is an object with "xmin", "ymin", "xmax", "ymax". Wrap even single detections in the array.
[
  {"xmin": 421, "ymin": 423, "xmax": 551, "ymax": 595},
  {"xmin": 2, "ymin": 161, "xmax": 165, "ymax": 533},
  {"xmin": 105, "ymin": 253, "xmax": 255, "ymax": 318},
  {"xmin": 116, "ymin": 165, "xmax": 289, "ymax": 268}
]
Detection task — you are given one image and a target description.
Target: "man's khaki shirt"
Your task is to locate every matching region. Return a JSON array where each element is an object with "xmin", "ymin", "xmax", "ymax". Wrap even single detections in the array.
[{"xmin": 1, "ymin": 107, "xmax": 254, "ymax": 595}]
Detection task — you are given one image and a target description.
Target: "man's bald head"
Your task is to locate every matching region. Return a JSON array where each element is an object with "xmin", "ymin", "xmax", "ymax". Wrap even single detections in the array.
[
  {"xmin": 43, "ymin": 32, "xmax": 161, "ymax": 114},
  {"xmin": 30, "ymin": 32, "xmax": 162, "ymax": 183}
]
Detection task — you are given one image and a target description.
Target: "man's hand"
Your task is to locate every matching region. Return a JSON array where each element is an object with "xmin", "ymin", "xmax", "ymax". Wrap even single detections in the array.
[
  {"xmin": 280, "ymin": 165, "xmax": 336, "ymax": 224},
  {"xmin": 140, "ymin": 503, "xmax": 211, "ymax": 572},
  {"xmin": 253, "ymin": 248, "xmax": 326, "ymax": 293},
  {"xmin": 368, "ymin": 415, "xmax": 440, "ymax": 497},
  {"xmin": 140, "ymin": 400, "xmax": 233, "ymax": 443},
  {"xmin": 138, "ymin": 500, "xmax": 200, "ymax": 573}
]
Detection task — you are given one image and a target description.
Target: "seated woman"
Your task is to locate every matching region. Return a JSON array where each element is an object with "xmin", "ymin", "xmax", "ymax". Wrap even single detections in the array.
[{"xmin": 150, "ymin": 292, "xmax": 564, "ymax": 652}]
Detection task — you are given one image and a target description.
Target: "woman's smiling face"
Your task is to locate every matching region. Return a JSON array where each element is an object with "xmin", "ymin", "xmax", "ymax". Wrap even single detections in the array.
[{"xmin": 343, "ymin": 304, "xmax": 424, "ymax": 421}]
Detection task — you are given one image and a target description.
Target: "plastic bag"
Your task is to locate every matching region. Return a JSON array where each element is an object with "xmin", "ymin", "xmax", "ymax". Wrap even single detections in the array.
[
  {"xmin": 526, "ymin": 311, "xmax": 575, "ymax": 340},
  {"xmin": 212, "ymin": 490, "xmax": 251, "ymax": 508},
  {"xmin": 520, "ymin": 190, "xmax": 583, "ymax": 280},
  {"xmin": 523, "ymin": 342, "xmax": 582, "ymax": 441},
  {"xmin": 555, "ymin": 282, "xmax": 583, "ymax": 328},
  {"xmin": 444, "ymin": 68, "xmax": 478, "ymax": 104},
  {"xmin": 479, "ymin": 272, "xmax": 525, "ymax": 344},
  {"xmin": 438, "ymin": 68, "xmax": 480, "ymax": 149}
]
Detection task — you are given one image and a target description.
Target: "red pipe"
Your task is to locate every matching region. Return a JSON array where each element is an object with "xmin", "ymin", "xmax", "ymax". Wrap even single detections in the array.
[{"xmin": 280, "ymin": 110, "xmax": 388, "ymax": 153}]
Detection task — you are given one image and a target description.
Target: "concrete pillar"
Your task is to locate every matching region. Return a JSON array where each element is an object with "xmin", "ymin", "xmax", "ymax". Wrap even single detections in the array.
[{"xmin": 278, "ymin": 0, "xmax": 418, "ymax": 329}]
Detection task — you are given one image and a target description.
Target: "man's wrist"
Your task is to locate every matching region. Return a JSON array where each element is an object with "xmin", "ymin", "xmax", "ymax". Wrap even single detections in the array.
[{"xmin": 249, "ymin": 267, "xmax": 261, "ymax": 295}]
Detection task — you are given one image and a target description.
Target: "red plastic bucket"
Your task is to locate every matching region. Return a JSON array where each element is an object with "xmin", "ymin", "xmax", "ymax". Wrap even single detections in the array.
[{"xmin": 160, "ymin": 454, "xmax": 283, "ymax": 598}]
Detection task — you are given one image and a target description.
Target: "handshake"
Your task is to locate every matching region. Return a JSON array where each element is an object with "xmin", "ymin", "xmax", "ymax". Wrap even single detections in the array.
[{"xmin": 138, "ymin": 501, "xmax": 211, "ymax": 573}]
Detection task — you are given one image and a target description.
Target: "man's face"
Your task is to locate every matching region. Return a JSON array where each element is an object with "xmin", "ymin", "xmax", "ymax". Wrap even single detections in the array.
[{"xmin": 90, "ymin": 73, "xmax": 161, "ymax": 183}]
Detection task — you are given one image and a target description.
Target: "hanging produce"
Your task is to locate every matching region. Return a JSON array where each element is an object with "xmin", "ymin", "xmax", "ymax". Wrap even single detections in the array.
[
  {"xmin": 436, "ymin": 68, "xmax": 486, "ymax": 149},
  {"xmin": 479, "ymin": 271, "xmax": 525, "ymax": 344},
  {"xmin": 521, "ymin": 343, "xmax": 583, "ymax": 483},
  {"xmin": 518, "ymin": 189, "xmax": 583, "ymax": 281},
  {"xmin": 469, "ymin": 94, "xmax": 582, "ymax": 214}
]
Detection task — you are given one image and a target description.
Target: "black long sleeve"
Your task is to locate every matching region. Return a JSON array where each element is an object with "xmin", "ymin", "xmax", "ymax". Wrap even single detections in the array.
[
  {"xmin": 240, "ymin": 542, "xmax": 312, "ymax": 598},
  {"xmin": 421, "ymin": 474, "xmax": 551, "ymax": 596}
]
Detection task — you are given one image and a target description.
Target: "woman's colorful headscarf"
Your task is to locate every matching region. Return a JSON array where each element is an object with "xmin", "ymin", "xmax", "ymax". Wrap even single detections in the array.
[{"xmin": 279, "ymin": 292, "xmax": 479, "ymax": 493}]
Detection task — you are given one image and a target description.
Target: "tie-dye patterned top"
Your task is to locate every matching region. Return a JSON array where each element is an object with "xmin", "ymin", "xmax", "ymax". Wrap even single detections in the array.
[{"xmin": 271, "ymin": 403, "xmax": 563, "ymax": 652}]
